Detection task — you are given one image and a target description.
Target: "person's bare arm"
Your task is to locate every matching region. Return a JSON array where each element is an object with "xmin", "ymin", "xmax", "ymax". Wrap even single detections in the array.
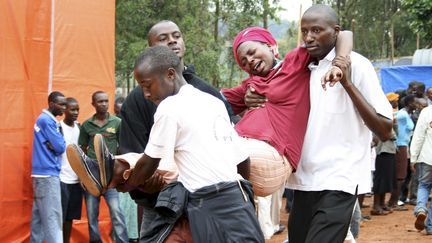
[
  {"xmin": 335, "ymin": 30, "xmax": 353, "ymax": 59},
  {"xmin": 321, "ymin": 30, "xmax": 353, "ymax": 89},
  {"xmin": 126, "ymin": 154, "xmax": 161, "ymax": 187},
  {"xmin": 333, "ymin": 56, "xmax": 392, "ymax": 141}
]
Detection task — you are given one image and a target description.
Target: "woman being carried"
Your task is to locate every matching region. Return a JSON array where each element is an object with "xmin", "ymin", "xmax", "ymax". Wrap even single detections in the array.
[{"xmin": 222, "ymin": 27, "xmax": 352, "ymax": 196}]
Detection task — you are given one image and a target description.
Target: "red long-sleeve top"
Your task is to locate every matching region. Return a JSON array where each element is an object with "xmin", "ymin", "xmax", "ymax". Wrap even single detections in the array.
[{"xmin": 222, "ymin": 47, "xmax": 311, "ymax": 170}]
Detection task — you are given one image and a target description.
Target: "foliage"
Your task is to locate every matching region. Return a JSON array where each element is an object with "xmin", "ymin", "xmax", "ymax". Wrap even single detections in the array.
[
  {"xmin": 115, "ymin": 0, "xmax": 281, "ymax": 90},
  {"xmin": 313, "ymin": 0, "xmax": 418, "ymax": 60},
  {"xmin": 116, "ymin": 0, "xmax": 422, "ymax": 91},
  {"xmin": 402, "ymin": 0, "xmax": 432, "ymax": 47}
]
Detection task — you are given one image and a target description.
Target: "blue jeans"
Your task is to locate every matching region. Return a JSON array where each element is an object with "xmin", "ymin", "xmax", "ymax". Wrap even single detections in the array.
[
  {"xmin": 30, "ymin": 176, "xmax": 63, "ymax": 243},
  {"xmin": 350, "ymin": 199, "xmax": 361, "ymax": 238},
  {"xmin": 85, "ymin": 189, "xmax": 128, "ymax": 242},
  {"xmin": 414, "ymin": 162, "xmax": 432, "ymax": 232}
]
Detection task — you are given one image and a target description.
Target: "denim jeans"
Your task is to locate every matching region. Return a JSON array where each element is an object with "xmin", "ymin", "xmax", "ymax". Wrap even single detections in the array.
[
  {"xmin": 414, "ymin": 162, "xmax": 432, "ymax": 232},
  {"xmin": 30, "ymin": 176, "xmax": 63, "ymax": 243},
  {"xmin": 350, "ymin": 199, "xmax": 361, "ymax": 238},
  {"xmin": 85, "ymin": 189, "xmax": 128, "ymax": 242}
]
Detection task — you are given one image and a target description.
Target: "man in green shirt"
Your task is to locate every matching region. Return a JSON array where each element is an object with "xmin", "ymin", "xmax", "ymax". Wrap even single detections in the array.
[{"xmin": 79, "ymin": 91, "xmax": 128, "ymax": 243}]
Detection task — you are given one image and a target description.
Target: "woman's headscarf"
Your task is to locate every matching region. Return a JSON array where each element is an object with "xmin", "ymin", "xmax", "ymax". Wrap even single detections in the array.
[{"xmin": 232, "ymin": 27, "xmax": 279, "ymax": 72}]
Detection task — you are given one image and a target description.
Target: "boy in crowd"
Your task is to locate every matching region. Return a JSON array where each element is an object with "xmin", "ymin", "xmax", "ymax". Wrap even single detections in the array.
[
  {"xmin": 59, "ymin": 97, "xmax": 82, "ymax": 243},
  {"xmin": 78, "ymin": 91, "xmax": 128, "ymax": 243}
]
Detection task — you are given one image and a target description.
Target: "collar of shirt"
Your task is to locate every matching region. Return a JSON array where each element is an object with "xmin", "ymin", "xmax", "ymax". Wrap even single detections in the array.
[
  {"xmin": 42, "ymin": 109, "xmax": 59, "ymax": 124},
  {"xmin": 308, "ymin": 48, "xmax": 336, "ymax": 71},
  {"xmin": 90, "ymin": 112, "xmax": 114, "ymax": 123}
]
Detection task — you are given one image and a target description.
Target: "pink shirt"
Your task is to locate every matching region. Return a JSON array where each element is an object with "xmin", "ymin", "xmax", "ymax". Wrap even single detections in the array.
[{"xmin": 222, "ymin": 47, "xmax": 311, "ymax": 170}]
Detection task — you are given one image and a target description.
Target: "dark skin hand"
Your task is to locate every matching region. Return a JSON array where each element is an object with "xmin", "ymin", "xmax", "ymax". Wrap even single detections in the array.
[
  {"xmin": 126, "ymin": 154, "xmax": 161, "ymax": 188},
  {"xmin": 115, "ymin": 173, "xmax": 165, "ymax": 193},
  {"xmin": 321, "ymin": 56, "xmax": 351, "ymax": 90},
  {"xmin": 410, "ymin": 163, "xmax": 417, "ymax": 174},
  {"xmin": 244, "ymin": 87, "xmax": 267, "ymax": 109},
  {"xmin": 111, "ymin": 154, "xmax": 164, "ymax": 193}
]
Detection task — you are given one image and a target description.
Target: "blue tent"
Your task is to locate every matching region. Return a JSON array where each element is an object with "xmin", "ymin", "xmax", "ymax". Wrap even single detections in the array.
[{"xmin": 380, "ymin": 65, "xmax": 432, "ymax": 93}]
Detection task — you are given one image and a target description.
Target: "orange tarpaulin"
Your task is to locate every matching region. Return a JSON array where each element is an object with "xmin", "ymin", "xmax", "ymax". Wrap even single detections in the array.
[{"xmin": 0, "ymin": 0, "xmax": 116, "ymax": 241}]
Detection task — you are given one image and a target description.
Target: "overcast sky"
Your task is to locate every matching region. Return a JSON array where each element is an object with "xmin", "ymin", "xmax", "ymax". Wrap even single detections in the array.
[{"xmin": 277, "ymin": 0, "xmax": 312, "ymax": 21}]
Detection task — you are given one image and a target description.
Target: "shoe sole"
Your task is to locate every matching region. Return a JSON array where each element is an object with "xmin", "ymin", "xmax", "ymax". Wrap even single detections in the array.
[
  {"xmin": 94, "ymin": 134, "xmax": 107, "ymax": 189},
  {"xmin": 415, "ymin": 213, "xmax": 426, "ymax": 231},
  {"xmin": 67, "ymin": 144, "xmax": 101, "ymax": 197}
]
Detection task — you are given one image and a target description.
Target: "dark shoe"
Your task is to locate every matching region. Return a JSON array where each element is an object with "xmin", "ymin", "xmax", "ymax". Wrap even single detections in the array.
[
  {"xmin": 66, "ymin": 144, "xmax": 102, "ymax": 196},
  {"xmin": 408, "ymin": 199, "xmax": 417, "ymax": 206},
  {"xmin": 382, "ymin": 206, "xmax": 393, "ymax": 214},
  {"xmin": 274, "ymin": 224, "xmax": 286, "ymax": 235},
  {"xmin": 361, "ymin": 215, "xmax": 371, "ymax": 221},
  {"xmin": 415, "ymin": 210, "xmax": 427, "ymax": 231},
  {"xmin": 370, "ymin": 209, "xmax": 389, "ymax": 216},
  {"xmin": 94, "ymin": 133, "xmax": 115, "ymax": 188},
  {"xmin": 392, "ymin": 205, "xmax": 408, "ymax": 211}
]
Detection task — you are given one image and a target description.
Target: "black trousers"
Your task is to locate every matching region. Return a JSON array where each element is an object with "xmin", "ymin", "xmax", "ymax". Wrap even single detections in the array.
[
  {"xmin": 288, "ymin": 189, "xmax": 357, "ymax": 243},
  {"xmin": 187, "ymin": 181, "xmax": 265, "ymax": 243}
]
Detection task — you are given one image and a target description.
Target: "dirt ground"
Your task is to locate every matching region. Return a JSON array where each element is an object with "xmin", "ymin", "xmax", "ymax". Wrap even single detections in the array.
[{"xmin": 266, "ymin": 196, "xmax": 432, "ymax": 243}]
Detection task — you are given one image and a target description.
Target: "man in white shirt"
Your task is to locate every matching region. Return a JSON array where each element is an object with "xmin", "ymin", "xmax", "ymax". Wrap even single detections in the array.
[
  {"xmin": 410, "ymin": 105, "xmax": 432, "ymax": 234},
  {"xmin": 67, "ymin": 46, "xmax": 264, "ymax": 242},
  {"xmin": 59, "ymin": 97, "xmax": 82, "ymax": 243},
  {"xmin": 286, "ymin": 5, "xmax": 393, "ymax": 243}
]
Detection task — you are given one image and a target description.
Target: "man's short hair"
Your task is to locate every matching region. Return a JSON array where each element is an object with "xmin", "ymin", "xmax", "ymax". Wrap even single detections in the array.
[
  {"xmin": 408, "ymin": 80, "xmax": 417, "ymax": 88},
  {"xmin": 66, "ymin": 97, "xmax": 78, "ymax": 106},
  {"xmin": 404, "ymin": 94, "xmax": 416, "ymax": 106},
  {"xmin": 417, "ymin": 81, "xmax": 426, "ymax": 92},
  {"xmin": 92, "ymin": 91, "xmax": 106, "ymax": 102},
  {"xmin": 147, "ymin": 20, "xmax": 175, "ymax": 46},
  {"xmin": 134, "ymin": 45, "xmax": 182, "ymax": 75},
  {"xmin": 48, "ymin": 91, "xmax": 65, "ymax": 103},
  {"xmin": 303, "ymin": 4, "xmax": 339, "ymax": 25}
]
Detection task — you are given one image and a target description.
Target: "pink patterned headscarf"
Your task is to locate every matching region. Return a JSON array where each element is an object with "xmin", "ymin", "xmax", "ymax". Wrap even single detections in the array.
[{"xmin": 232, "ymin": 27, "xmax": 279, "ymax": 71}]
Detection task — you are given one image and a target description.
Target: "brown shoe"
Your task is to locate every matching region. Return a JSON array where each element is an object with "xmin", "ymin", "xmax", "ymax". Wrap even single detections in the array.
[{"xmin": 415, "ymin": 210, "xmax": 427, "ymax": 231}]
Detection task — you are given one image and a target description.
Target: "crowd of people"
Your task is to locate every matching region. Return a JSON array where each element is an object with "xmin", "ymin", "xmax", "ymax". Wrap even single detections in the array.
[
  {"xmin": 29, "ymin": 4, "xmax": 431, "ymax": 243},
  {"xmin": 367, "ymin": 80, "xmax": 432, "ymax": 235},
  {"xmin": 30, "ymin": 90, "xmax": 138, "ymax": 243}
]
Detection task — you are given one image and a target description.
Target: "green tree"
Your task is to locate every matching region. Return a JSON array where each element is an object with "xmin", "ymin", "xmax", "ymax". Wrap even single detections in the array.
[
  {"xmin": 312, "ymin": 0, "xmax": 417, "ymax": 60},
  {"xmin": 115, "ymin": 0, "xmax": 281, "ymax": 91},
  {"xmin": 402, "ymin": 0, "xmax": 432, "ymax": 47}
]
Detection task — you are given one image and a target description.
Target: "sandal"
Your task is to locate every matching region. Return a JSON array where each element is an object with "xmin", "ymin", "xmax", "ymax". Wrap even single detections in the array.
[
  {"xmin": 370, "ymin": 209, "xmax": 389, "ymax": 216},
  {"xmin": 391, "ymin": 205, "xmax": 408, "ymax": 211},
  {"xmin": 382, "ymin": 206, "xmax": 393, "ymax": 213}
]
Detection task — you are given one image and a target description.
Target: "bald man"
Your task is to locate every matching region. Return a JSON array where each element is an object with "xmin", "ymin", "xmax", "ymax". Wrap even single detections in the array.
[{"xmin": 286, "ymin": 5, "xmax": 393, "ymax": 243}]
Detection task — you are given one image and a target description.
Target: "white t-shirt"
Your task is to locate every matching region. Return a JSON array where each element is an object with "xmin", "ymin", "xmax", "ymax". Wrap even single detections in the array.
[
  {"xmin": 287, "ymin": 49, "xmax": 393, "ymax": 195},
  {"xmin": 411, "ymin": 106, "xmax": 432, "ymax": 166},
  {"xmin": 145, "ymin": 84, "xmax": 248, "ymax": 192},
  {"xmin": 59, "ymin": 120, "xmax": 80, "ymax": 183}
]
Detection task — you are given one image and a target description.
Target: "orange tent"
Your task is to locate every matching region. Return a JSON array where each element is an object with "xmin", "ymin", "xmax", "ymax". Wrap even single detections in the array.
[{"xmin": 0, "ymin": 0, "xmax": 116, "ymax": 241}]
